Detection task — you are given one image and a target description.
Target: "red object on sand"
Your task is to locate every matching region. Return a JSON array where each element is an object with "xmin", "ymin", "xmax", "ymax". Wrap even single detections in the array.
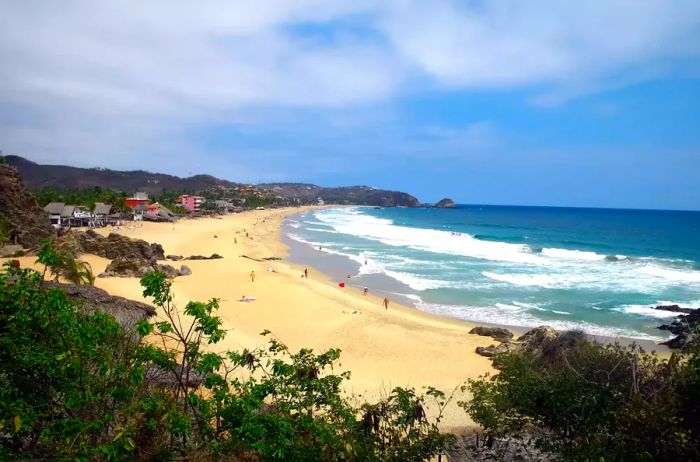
[
  {"xmin": 11, "ymin": 259, "xmax": 20, "ymax": 268},
  {"xmin": 338, "ymin": 282, "xmax": 345, "ymax": 288}
]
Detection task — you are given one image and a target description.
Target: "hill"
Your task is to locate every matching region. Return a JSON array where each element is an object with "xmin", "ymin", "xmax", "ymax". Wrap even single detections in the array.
[{"xmin": 5, "ymin": 156, "xmax": 421, "ymax": 207}]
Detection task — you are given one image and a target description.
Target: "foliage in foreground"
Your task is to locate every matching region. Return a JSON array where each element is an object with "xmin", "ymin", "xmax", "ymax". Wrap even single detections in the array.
[
  {"xmin": 464, "ymin": 330, "xmax": 700, "ymax": 461},
  {"xmin": 0, "ymin": 263, "xmax": 450, "ymax": 461}
]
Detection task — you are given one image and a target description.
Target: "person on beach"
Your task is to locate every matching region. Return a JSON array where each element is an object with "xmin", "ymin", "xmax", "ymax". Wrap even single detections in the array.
[
  {"xmin": 363, "ymin": 287, "xmax": 368, "ymax": 296},
  {"xmin": 383, "ymin": 297, "xmax": 389, "ymax": 310},
  {"xmin": 250, "ymin": 271, "xmax": 256, "ymax": 282},
  {"xmin": 304, "ymin": 268, "xmax": 308, "ymax": 278}
]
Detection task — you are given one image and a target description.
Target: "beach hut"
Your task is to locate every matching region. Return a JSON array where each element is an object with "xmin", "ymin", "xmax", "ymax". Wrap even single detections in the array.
[
  {"xmin": 93, "ymin": 202, "xmax": 112, "ymax": 227},
  {"xmin": 44, "ymin": 202, "xmax": 66, "ymax": 229}
]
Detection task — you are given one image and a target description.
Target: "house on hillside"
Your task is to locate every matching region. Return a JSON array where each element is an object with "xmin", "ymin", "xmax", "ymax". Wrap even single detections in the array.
[
  {"xmin": 317, "ymin": 197, "xmax": 325, "ymax": 205},
  {"xmin": 175, "ymin": 194, "xmax": 205, "ymax": 212}
]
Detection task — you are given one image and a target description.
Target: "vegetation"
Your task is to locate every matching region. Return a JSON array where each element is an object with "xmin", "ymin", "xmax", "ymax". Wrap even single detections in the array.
[
  {"xmin": 36, "ymin": 239, "xmax": 95, "ymax": 285},
  {"xmin": 463, "ymin": 330, "xmax": 700, "ymax": 461},
  {"xmin": 0, "ymin": 257, "xmax": 450, "ymax": 460},
  {"xmin": 0, "ymin": 216, "xmax": 11, "ymax": 246},
  {"xmin": 34, "ymin": 186, "xmax": 131, "ymax": 212}
]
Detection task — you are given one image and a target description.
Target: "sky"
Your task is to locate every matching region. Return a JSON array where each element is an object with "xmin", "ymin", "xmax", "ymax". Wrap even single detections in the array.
[{"xmin": 1, "ymin": 1, "xmax": 699, "ymax": 210}]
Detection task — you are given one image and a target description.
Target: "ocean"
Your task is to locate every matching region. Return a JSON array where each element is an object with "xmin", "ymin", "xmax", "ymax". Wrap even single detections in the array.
[{"xmin": 283, "ymin": 205, "xmax": 700, "ymax": 341}]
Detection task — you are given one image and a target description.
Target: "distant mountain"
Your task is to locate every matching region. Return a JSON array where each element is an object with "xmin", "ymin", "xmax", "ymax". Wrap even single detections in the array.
[
  {"xmin": 5, "ymin": 156, "xmax": 421, "ymax": 207},
  {"xmin": 262, "ymin": 183, "xmax": 421, "ymax": 207},
  {"xmin": 5, "ymin": 156, "xmax": 234, "ymax": 195}
]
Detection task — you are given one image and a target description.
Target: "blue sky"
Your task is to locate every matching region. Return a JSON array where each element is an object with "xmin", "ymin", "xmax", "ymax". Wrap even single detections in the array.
[{"xmin": 1, "ymin": 1, "xmax": 699, "ymax": 209}]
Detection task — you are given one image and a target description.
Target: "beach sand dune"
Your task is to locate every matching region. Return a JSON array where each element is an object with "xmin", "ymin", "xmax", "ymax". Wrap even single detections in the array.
[{"xmin": 19, "ymin": 207, "xmax": 497, "ymax": 430}]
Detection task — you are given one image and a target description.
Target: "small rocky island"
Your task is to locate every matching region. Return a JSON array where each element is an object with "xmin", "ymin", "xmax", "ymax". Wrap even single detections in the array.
[{"xmin": 434, "ymin": 198, "xmax": 456, "ymax": 208}]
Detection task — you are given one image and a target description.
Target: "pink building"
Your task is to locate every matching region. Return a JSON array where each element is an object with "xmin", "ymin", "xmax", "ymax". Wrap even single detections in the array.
[{"xmin": 176, "ymin": 194, "xmax": 205, "ymax": 212}]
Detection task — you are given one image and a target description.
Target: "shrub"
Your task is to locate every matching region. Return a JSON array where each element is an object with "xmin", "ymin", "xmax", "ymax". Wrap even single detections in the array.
[
  {"xmin": 1, "ymin": 264, "xmax": 451, "ymax": 460},
  {"xmin": 463, "ymin": 332, "xmax": 700, "ymax": 461}
]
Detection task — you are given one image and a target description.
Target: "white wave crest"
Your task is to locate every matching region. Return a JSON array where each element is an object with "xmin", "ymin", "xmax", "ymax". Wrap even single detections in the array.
[
  {"xmin": 616, "ymin": 305, "xmax": 681, "ymax": 319},
  {"xmin": 416, "ymin": 302, "xmax": 670, "ymax": 341},
  {"xmin": 541, "ymin": 248, "xmax": 607, "ymax": 261}
]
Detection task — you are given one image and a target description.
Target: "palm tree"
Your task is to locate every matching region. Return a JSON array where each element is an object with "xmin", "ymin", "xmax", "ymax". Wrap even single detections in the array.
[
  {"xmin": 37, "ymin": 239, "xmax": 95, "ymax": 285},
  {"xmin": 56, "ymin": 257, "xmax": 95, "ymax": 285}
]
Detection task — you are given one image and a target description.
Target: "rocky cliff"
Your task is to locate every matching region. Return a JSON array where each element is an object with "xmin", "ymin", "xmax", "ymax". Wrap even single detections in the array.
[{"xmin": 0, "ymin": 163, "xmax": 54, "ymax": 248}]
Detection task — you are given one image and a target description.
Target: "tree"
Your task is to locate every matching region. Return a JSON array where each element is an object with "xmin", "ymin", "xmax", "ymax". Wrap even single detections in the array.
[{"xmin": 36, "ymin": 239, "xmax": 95, "ymax": 285}]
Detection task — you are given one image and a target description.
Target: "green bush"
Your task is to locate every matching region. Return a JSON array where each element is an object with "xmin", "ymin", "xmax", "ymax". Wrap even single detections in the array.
[
  {"xmin": 1, "ymin": 264, "xmax": 451, "ymax": 460},
  {"xmin": 463, "ymin": 331, "xmax": 700, "ymax": 461}
]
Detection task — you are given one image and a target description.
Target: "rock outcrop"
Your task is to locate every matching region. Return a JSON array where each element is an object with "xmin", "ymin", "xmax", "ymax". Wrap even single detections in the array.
[
  {"xmin": 659, "ymin": 307, "xmax": 700, "ymax": 349},
  {"xmin": 99, "ymin": 256, "xmax": 179, "ymax": 279},
  {"xmin": 474, "ymin": 325, "xmax": 581, "ymax": 360},
  {"xmin": 469, "ymin": 326, "xmax": 514, "ymax": 341},
  {"xmin": 58, "ymin": 229, "xmax": 165, "ymax": 261},
  {"xmin": 0, "ymin": 163, "xmax": 54, "ymax": 248},
  {"xmin": 186, "ymin": 253, "xmax": 223, "ymax": 260},
  {"xmin": 434, "ymin": 198, "xmax": 456, "ymax": 208},
  {"xmin": 46, "ymin": 281, "xmax": 155, "ymax": 333}
]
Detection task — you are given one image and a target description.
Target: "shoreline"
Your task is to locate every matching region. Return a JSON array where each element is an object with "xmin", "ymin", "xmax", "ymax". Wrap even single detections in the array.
[{"xmin": 282, "ymin": 207, "xmax": 670, "ymax": 354}]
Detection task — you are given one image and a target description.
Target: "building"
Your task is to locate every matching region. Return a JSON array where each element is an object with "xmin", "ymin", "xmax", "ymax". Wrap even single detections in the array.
[
  {"xmin": 175, "ymin": 194, "xmax": 205, "ymax": 212},
  {"xmin": 44, "ymin": 202, "xmax": 65, "ymax": 229},
  {"xmin": 317, "ymin": 197, "xmax": 325, "ymax": 205},
  {"xmin": 124, "ymin": 192, "xmax": 150, "ymax": 209},
  {"xmin": 93, "ymin": 202, "xmax": 112, "ymax": 227}
]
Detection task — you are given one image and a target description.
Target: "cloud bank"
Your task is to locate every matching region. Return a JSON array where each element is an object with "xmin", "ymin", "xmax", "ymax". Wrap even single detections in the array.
[{"xmin": 0, "ymin": 0, "xmax": 699, "ymax": 192}]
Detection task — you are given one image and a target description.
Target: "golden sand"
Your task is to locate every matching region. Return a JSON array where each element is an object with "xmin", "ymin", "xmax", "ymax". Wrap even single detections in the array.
[{"xmin": 18, "ymin": 206, "xmax": 500, "ymax": 430}]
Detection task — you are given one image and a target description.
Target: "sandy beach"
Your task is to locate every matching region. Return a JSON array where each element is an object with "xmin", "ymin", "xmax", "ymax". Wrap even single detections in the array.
[{"xmin": 18, "ymin": 206, "xmax": 499, "ymax": 430}]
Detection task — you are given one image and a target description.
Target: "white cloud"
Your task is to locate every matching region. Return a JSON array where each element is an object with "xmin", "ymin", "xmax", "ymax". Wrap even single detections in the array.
[{"xmin": 0, "ymin": 0, "xmax": 699, "ymax": 174}]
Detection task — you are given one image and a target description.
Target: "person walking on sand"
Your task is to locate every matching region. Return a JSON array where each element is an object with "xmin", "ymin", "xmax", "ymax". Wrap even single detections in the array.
[
  {"xmin": 363, "ymin": 287, "xmax": 368, "ymax": 296},
  {"xmin": 304, "ymin": 268, "xmax": 308, "ymax": 278},
  {"xmin": 250, "ymin": 270, "xmax": 256, "ymax": 283},
  {"xmin": 383, "ymin": 297, "xmax": 389, "ymax": 310}
]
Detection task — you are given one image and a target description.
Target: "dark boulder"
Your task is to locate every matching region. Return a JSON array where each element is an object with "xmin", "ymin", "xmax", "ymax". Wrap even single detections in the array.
[
  {"xmin": 99, "ymin": 256, "xmax": 179, "ymax": 279},
  {"xmin": 167, "ymin": 254, "xmax": 183, "ymax": 261},
  {"xmin": 659, "ymin": 308, "xmax": 700, "ymax": 349},
  {"xmin": 185, "ymin": 253, "xmax": 223, "ymax": 260},
  {"xmin": 469, "ymin": 326, "xmax": 514, "ymax": 341},
  {"xmin": 58, "ymin": 229, "xmax": 165, "ymax": 262}
]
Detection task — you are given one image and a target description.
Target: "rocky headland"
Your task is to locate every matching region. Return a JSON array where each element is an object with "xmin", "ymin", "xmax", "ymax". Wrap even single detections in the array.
[
  {"xmin": 657, "ymin": 304, "xmax": 700, "ymax": 349},
  {"xmin": 433, "ymin": 197, "xmax": 456, "ymax": 208},
  {"xmin": 0, "ymin": 163, "xmax": 54, "ymax": 249}
]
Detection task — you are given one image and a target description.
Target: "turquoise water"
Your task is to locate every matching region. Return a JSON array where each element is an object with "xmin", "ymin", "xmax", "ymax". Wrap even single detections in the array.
[{"xmin": 285, "ymin": 205, "xmax": 700, "ymax": 341}]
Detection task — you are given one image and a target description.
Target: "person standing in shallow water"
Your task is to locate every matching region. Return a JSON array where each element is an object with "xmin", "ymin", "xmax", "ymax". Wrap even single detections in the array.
[
  {"xmin": 383, "ymin": 297, "xmax": 389, "ymax": 310},
  {"xmin": 250, "ymin": 271, "xmax": 255, "ymax": 283}
]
